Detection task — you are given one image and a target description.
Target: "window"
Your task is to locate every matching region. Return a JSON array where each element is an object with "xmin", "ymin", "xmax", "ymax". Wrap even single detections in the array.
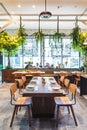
[{"xmin": 3, "ymin": 36, "xmax": 80, "ymax": 68}]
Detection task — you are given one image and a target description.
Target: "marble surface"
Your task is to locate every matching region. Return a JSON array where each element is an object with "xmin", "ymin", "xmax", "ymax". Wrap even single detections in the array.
[{"xmin": 0, "ymin": 83, "xmax": 87, "ymax": 130}]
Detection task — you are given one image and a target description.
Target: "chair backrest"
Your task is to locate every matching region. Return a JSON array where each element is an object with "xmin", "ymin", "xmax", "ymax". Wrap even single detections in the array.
[
  {"xmin": 64, "ymin": 78, "xmax": 70, "ymax": 88},
  {"xmin": 14, "ymin": 73, "xmax": 22, "ymax": 78},
  {"xmin": 17, "ymin": 79, "xmax": 24, "ymax": 88},
  {"xmin": 69, "ymin": 83, "xmax": 77, "ymax": 104},
  {"xmin": 60, "ymin": 76, "xmax": 65, "ymax": 83},
  {"xmin": 32, "ymin": 73, "xmax": 41, "ymax": 76},
  {"xmin": 10, "ymin": 83, "xmax": 18, "ymax": 105},
  {"xmin": 59, "ymin": 72, "xmax": 69, "ymax": 77},
  {"xmin": 76, "ymin": 71, "xmax": 83, "ymax": 77},
  {"xmin": 22, "ymin": 75, "xmax": 26, "ymax": 84},
  {"xmin": 15, "ymin": 79, "xmax": 24, "ymax": 94}
]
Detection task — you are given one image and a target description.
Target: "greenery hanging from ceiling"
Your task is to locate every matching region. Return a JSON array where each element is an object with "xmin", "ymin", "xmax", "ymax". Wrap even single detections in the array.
[
  {"xmin": 70, "ymin": 26, "xmax": 87, "ymax": 56},
  {"xmin": 70, "ymin": 26, "xmax": 81, "ymax": 47},
  {"xmin": 16, "ymin": 26, "xmax": 28, "ymax": 45},
  {"xmin": 49, "ymin": 16, "xmax": 65, "ymax": 48},
  {"xmin": 53, "ymin": 32, "xmax": 65, "ymax": 43},
  {"xmin": 33, "ymin": 30, "xmax": 44, "ymax": 44},
  {"xmin": 49, "ymin": 32, "xmax": 65, "ymax": 48}
]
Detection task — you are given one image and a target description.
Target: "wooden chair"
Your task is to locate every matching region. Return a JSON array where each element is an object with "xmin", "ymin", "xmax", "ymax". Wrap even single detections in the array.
[
  {"xmin": 22, "ymin": 75, "xmax": 27, "ymax": 87},
  {"xmin": 10, "ymin": 83, "xmax": 32, "ymax": 128},
  {"xmin": 14, "ymin": 73, "xmax": 22, "ymax": 79},
  {"xmin": 74, "ymin": 71, "xmax": 83, "ymax": 86},
  {"xmin": 59, "ymin": 72, "xmax": 69, "ymax": 77},
  {"xmin": 54, "ymin": 83, "xmax": 78, "ymax": 127},
  {"xmin": 15, "ymin": 78, "xmax": 24, "ymax": 94},
  {"xmin": 63, "ymin": 78, "xmax": 70, "ymax": 93},
  {"xmin": 58, "ymin": 76, "xmax": 65, "ymax": 86}
]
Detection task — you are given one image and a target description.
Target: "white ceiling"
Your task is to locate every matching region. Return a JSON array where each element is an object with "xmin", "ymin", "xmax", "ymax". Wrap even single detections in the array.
[{"xmin": 0, "ymin": 0, "xmax": 87, "ymax": 31}]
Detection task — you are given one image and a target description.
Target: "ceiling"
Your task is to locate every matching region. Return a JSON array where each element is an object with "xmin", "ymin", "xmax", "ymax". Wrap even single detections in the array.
[{"xmin": 0, "ymin": 0, "xmax": 87, "ymax": 32}]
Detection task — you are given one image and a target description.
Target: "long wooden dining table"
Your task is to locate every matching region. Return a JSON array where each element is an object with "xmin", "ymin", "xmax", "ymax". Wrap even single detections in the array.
[{"xmin": 23, "ymin": 76, "xmax": 66, "ymax": 117}]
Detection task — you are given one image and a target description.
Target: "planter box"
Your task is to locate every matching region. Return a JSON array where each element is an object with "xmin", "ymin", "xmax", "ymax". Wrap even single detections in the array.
[{"xmin": 2, "ymin": 69, "xmax": 16, "ymax": 83}]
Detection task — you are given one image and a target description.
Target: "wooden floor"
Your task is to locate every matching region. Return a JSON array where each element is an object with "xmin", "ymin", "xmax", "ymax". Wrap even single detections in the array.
[{"xmin": 0, "ymin": 83, "xmax": 87, "ymax": 130}]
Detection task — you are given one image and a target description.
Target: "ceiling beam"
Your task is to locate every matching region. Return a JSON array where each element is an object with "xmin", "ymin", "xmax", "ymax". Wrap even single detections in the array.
[
  {"xmin": 0, "ymin": 19, "xmax": 16, "ymax": 32},
  {"xmin": 0, "ymin": 3, "xmax": 12, "ymax": 18},
  {"xmin": 0, "ymin": 13, "xmax": 87, "ymax": 17},
  {"xmin": 0, "ymin": 18, "xmax": 86, "ymax": 22}
]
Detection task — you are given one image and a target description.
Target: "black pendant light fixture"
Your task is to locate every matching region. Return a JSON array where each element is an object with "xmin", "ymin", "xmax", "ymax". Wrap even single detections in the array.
[{"xmin": 40, "ymin": 0, "xmax": 52, "ymax": 18}]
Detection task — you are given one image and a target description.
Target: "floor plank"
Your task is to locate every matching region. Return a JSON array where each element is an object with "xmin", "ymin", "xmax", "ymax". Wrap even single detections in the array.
[{"xmin": 0, "ymin": 83, "xmax": 87, "ymax": 130}]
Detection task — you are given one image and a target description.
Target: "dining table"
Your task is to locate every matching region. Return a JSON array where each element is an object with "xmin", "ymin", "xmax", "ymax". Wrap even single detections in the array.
[{"xmin": 23, "ymin": 76, "xmax": 66, "ymax": 117}]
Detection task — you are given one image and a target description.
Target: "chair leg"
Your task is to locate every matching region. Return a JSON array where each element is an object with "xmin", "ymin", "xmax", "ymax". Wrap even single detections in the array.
[
  {"xmin": 15, "ymin": 106, "xmax": 19, "ymax": 115},
  {"xmin": 28, "ymin": 105, "xmax": 31, "ymax": 127},
  {"xmin": 10, "ymin": 105, "xmax": 18, "ymax": 127},
  {"xmin": 67, "ymin": 106, "xmax": 70, "ymax": 114},
  {"xmin": 15, "ymin": 106, "xmax": 21, "ymax": 115},
  {"xmin": 19, "ymin": 106, "xmax": 21, "ymax": 111},
  {"xmin": 70, "ymin": 105, "xmax": 78, "ymax": 126},
  {"xmin": 56, "ymin": 105, "xmax": 60, "ymax": 127}
]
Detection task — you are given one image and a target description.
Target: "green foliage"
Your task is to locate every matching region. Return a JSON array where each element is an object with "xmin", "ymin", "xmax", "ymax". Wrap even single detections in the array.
[
  {"xmin": 5, "ymin": 65, "xmax": 13, "ymax": 69},
  {"xmin": 25, "ymin": 61, "xmax": 33, "ymax": 65},
  {"xmin": 0, "ymin": 26, "xmax": 27, "ymax": 68},
  {"xmin": 17, "ymin": 26, "xmax": 28, "ymax": 37},
  {"xmin": 83, "ymin": 62, "xmax": 87, "ymax": 67},
  {"xmin": 70, "ymin": 26, "xmax": 81, "ymax": 47},
  {"xmin": 53, "ymin": 32, "xmax": 65, "ymax": 43},
  {"xmin": 16, "ymin": 26, "xmax": 28, "ymax": 45},
  {"xmin": 0, "ymin": 64, "xmax": 3, "ymax": 70},
  {"xmin": 49, "ymin": 33, "xmax": 65, "ymax": 48},
  {"xmin": 0, "ymin": 31, "xmax": 20, "ymax": 56},
  {"xmin": 33, "ymin": 30, "xmax": 44, "ymax": 43},
  {"xmin": 70, "ymin": 26, "xmax": 87, "ymax": 58}
]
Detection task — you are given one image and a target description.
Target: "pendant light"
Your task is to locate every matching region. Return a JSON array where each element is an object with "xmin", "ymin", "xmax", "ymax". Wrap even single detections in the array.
[{"xmin": 40, "ymin": 0, "xmax": 52, "ymax": 18}]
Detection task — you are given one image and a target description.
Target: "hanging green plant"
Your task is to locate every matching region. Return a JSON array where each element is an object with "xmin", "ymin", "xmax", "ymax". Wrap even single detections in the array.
[
  {"xmin": 71, "ymin": 28, "xmax": 87, "ymax": 52},
  {"xmin": 16, "ymin": 26, "xmax": 28, "ymax": 46},
  {"xmin": 53, "ymin": 32, "xmax": 65, "ymax": 43},
  {"xmin": 33, "ymin": 30, "xmax": 44, "ymax": 44},
  {"xmin": 49, "ymin": 35, "xmax": 54, "ymax": 47},
  {"xmin": 70, "ymin": 26, "xmax": 82, "ymax": 47}
]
